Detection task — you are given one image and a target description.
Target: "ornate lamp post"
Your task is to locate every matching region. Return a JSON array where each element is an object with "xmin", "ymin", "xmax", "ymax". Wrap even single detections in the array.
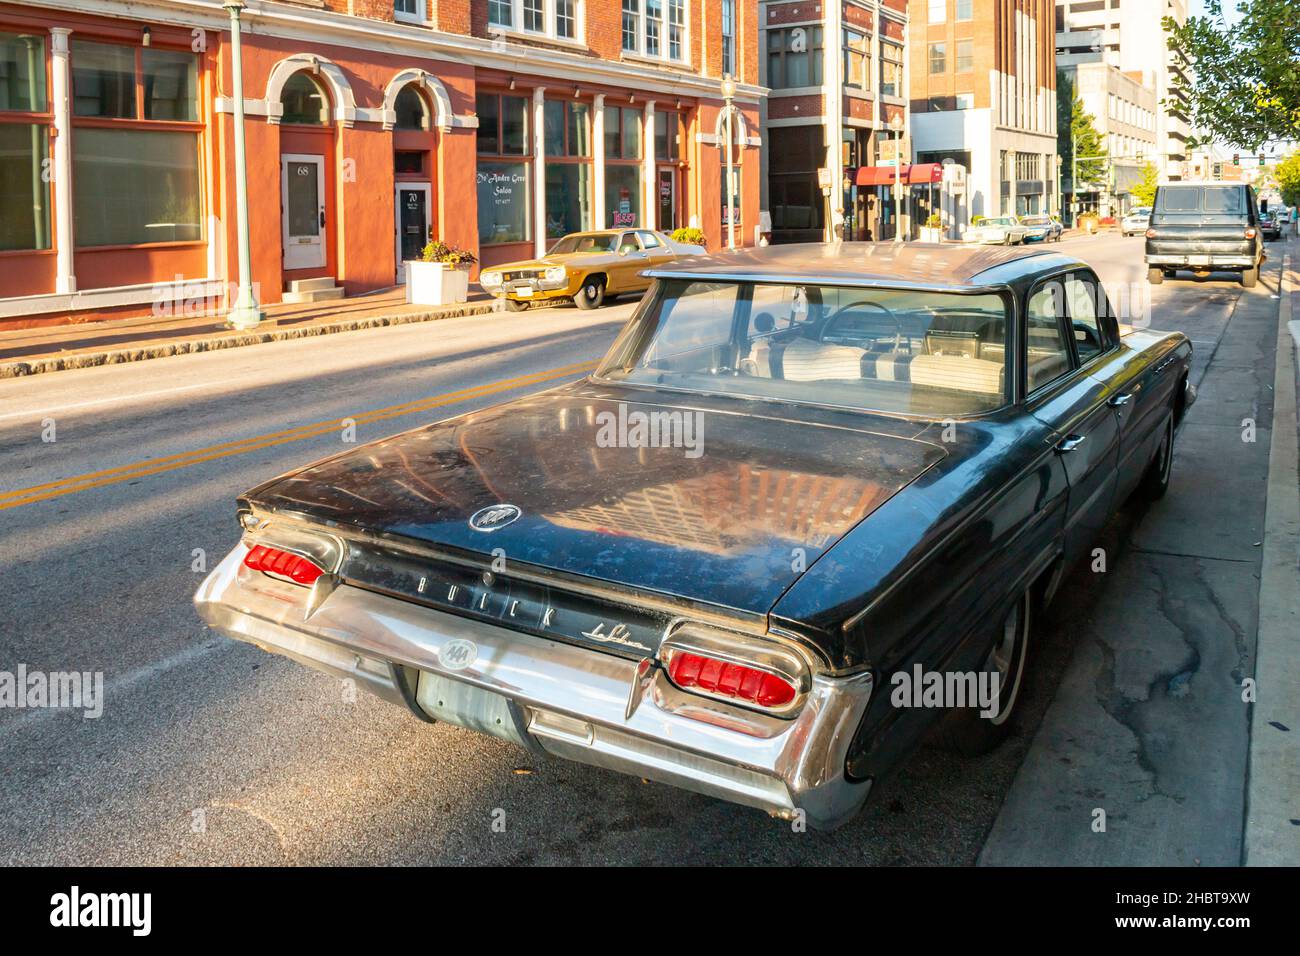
[{"xmin": 721, "ymin": 73, "xmax": 737, "ymax": 250}]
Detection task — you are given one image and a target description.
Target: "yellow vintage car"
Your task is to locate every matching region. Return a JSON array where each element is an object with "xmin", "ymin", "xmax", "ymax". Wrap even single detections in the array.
[{"xmin": 478, "ymin": 229, "xmax": 706, "ymax": 311}]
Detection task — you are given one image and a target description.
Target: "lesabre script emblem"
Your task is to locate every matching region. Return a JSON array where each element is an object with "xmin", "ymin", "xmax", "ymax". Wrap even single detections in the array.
[
  {"xmin": 581, "ymin": 621, "xmax": 651, "ymax": 652},
  {"xmin": 468, "ymin": 504, "xmax": 522, "ymax": 532}
]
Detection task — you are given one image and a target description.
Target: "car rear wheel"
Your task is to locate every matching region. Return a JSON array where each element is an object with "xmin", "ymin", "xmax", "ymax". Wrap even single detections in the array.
[
  {"xmin": 1139, "ymin": 414, "xmax": 1175, "ymax": 500},
  {"xmin": 932, "ymin": 591, "xmax": 1031, "ymax": 756},
  {"xmin": 575, "ymin": 277, "xmax": 605, "ymax": 310},
  {"xmin": 1147, "ymin": 266, "xmax": 1164, "ymax": 284},
  {"xmin": 1241, "ymin": 266, "xmax": 1258, "ymax": 288},
  {"xmin": 503, "ymin": 298, "xmax": 529, "ymax": 313}
]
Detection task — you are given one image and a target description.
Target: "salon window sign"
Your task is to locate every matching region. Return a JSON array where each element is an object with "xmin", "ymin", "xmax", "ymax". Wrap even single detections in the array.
[
  {"xmin": 477, "ymin": 162, "xmax": 531, "ymax": 244},
  {"xmin": 477, "ymin": 165, "xmax": 528, "ymax": 206}
]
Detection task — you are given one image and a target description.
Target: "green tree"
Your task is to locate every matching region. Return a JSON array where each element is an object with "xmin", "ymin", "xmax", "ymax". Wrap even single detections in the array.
[
  {"xmin": 1165, "ymin": 0, "xmax": 1300, "ymax": 149},
  {"xmin": 1131, "ymin": 163, "xmax": 1160, "ymax": 207},
  {"xmin": 1275, "ymin": 150, "xmax": 1300, "ymax": 207},
  {"xmin": 1058, "ymin": 72, "xmax": 1108, "ymax": 191}
]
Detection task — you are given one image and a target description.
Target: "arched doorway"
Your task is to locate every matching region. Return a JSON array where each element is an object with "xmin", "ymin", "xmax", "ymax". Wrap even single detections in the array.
[
  {"xmin": 277, "ymin": 71, "xmax": 333, "ymax": 274},
  {"xmin": 391, "ymin": 83, "xmax": 436, "ymax": 282}
]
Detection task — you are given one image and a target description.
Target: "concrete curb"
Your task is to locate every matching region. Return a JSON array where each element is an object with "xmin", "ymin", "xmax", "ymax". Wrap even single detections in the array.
[
  {"xmin": 1245, "ymin": 243, "xmax": 1300, "ymax": 866},
  {"xmin": 0, "ymin": 301, "xmax": 498, "ymax": 379}
]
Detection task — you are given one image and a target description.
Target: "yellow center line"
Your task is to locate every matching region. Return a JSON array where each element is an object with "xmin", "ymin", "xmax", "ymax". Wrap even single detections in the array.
[{"xmin": 0, "ymin": 360, "xmax": 597, "ymax": 512}]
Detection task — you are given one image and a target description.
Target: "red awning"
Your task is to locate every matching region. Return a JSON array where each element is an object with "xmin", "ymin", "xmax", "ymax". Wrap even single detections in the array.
[{"xmin": 853, "ymin": 162, "xmax": 944, "ymax": 186}]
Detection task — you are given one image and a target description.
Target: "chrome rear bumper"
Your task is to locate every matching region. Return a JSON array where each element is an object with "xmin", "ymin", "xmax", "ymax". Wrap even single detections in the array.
[{"xmin": 195, "ymin": 544, "xmax": 874, "ymax": 830}]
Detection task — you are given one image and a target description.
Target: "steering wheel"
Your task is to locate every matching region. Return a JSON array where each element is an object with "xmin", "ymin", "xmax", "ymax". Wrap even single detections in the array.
[{"xmin": 821, "ymin": 300, "xmax": 905, "ymax": 351}]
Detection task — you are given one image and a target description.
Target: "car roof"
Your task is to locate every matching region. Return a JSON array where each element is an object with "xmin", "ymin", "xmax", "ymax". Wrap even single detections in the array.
[{"xmin": 645, "ymin": 241, "xmax": 1079, "ymax": 290}]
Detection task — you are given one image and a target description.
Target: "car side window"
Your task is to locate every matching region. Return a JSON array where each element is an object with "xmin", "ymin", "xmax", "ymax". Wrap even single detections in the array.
[
  {"xmin": 619, "ymin": 233, "xmax": 641, "ymax": 253},
  {"xmin": 1025, "ymin": 281, "xmax": 1072, "ymax": 394},
  {"xmin": 638, "ymin": 231, "xmax": 662, "ymax": 249},
  {"xmin": 1064, "ymin": 272, "xmax": 1109, "ymax": 364}
]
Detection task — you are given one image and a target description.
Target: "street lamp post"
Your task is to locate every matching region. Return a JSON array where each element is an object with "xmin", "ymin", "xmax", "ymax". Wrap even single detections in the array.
[
  {"xmin": 889, "ymin": 112, "xmax": 904, "ymax": 241},
  {"xmin": 721, "ymin": 74, "xmax": 737, "ymax": 250},
  {"xmin": 1054, "ymin": 154, "xmax": 1063, "ymax": 219},
  {"xmin": 224, "ymin": 0, "xmax": 264, "ymax": 329}
]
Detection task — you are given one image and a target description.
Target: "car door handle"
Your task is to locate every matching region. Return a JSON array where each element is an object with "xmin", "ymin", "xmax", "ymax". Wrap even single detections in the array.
[
  {"xmin": 1107, "ymin": 393, "xmax": 1133, "ymax": 407},
  {"xmin": 319, "ymin": 209, "xmax": 326, "ymax": 227},
  {"xmin": 1055, "ymin": 435, "xmax": 1087, "ymax": 453}
]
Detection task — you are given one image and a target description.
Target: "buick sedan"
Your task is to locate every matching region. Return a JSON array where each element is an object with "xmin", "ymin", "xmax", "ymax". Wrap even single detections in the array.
[{"xmin": 196, "ymin": 243, "xmax": 1195, "ymax": 829}]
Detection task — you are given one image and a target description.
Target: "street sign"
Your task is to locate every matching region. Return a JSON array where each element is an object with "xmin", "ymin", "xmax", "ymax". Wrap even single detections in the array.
[{"xmin": 817, "ymin": 167, "xmax": 832, "ymax": 189}]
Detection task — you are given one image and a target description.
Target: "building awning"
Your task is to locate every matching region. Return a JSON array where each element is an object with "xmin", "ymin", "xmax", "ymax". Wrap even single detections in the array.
[{"xmin": 854, "ymin": 163, "xmax": 945, "ymax": 186}]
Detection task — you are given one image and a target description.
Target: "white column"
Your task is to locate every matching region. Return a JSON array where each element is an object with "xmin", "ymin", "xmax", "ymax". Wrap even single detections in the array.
[
  {"xmin": 593, "ymin": 93, "xmax": 606, "ymax": 229},
  {"xmin": 824, "ymin": 0, "xmax": 843, "ymax": 242},
  {"xmin": 643, "ymin": 100, "xmax": 656, "ymax": 230},
  {"xmin": 49, "ymin": 28, "xmax": 75, "ymax": 295},
  {"xmin": 533, "ymin": 86, "xmax": 546, "ymax": 258}
]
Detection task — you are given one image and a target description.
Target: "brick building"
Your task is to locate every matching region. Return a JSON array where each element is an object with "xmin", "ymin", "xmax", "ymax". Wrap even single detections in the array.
[
  {"xmin": 908, "ymin": 0, "xmax": 1058, "ymax": 227},
  {"xmin": 0, "ymin": 0, "xmax": 760, "ymax": 329},
  {"xmin": 759, "ymin": 0, "xmax": 912, "ymax": 244}
]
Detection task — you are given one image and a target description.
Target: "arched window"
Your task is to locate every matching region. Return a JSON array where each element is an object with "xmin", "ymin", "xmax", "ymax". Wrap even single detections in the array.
[
  {"xmin": 281, "ymin": 72, "xmax": 329, "ymax": 125},
  {"xmin": 394, "ymin": 85, "xmax": 430, "ymax": 131}
]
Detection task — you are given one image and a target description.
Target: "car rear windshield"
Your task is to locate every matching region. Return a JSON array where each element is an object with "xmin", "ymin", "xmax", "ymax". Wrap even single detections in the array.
[
  {"xmin": 984, "ymin": 217, "xmax": 1016, "ymax": 226},
  {"xmin": 1021, "ymin": 216, "xmax": 1050, "ymax": 225},
  {"xmin": 1156, "ymin": 186, "xmax": 1245, "ymax": 214},
  {"xmin": 550, "ymin": 233, "xmax": 618, "ymax": 253},
  {"xmin": 595, "ymin": 280, "xmax": 1011, "ymax": 417}
]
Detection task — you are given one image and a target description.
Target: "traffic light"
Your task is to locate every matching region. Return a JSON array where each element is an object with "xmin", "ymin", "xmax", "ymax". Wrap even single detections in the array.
[
  {"xmin": 1233, "ymin": 153, "xmax": 1240, "ymax": 164},
  {"xmin": 1259, "ymin": 153, "xmax": 1266, "ymax": 165}
]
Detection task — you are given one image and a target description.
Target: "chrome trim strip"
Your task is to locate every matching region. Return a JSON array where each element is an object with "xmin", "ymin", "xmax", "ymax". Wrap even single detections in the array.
[{"xmin": 195, "ymin": 544, "xmax": 874, "ymax": 829}]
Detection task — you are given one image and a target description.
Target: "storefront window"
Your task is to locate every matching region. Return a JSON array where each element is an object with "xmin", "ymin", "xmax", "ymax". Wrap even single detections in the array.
[
  {"xmin": 544, "ymin": 99, "xmax": 591, "ymax": 238},
  {"xmin": 281, "ymin": 72, "xmax": 329, "ymax": 125},
  {"xmin": 605, "ymin": 165, "xmax": 641, "ymax": 229},
  {"xmin": 73, "ymin": 128, "xmax": 201, "ymax": 245},
  {"xmin": 478, "ymin": 162, "xmax": 531, "ymax": 244},
  {"xmin": 546, "ymin": 164, "xmax": 592, "ymax": 237},
  {"xmin": 0, "ymin": 32, "xmax": 47, "ymax": 111},
  {"xmin": 0, "ymin": 123, "xmax": 50, "ymax": 250},
  {"xmin": 72, "ymin": 41, "xmax": 136, "ymax": 118},
  {"xmin": 70, "ymin": 40, "xmax": 202, "ymax": 247},
  {"xmin": 478, "ymin": 93, "xmax": 533, "ymax": 245}
]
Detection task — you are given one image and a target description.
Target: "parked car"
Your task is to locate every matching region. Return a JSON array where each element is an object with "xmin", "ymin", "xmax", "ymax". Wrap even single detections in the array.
[
  {"xmin": 1120, "ymin": 206, "xmax": 1152, "ymax": 237},
  {"xmin": 1019, "ymin": 215, "xmax": 1061, "ymax": 242},
  {"xmin": 478, "ymin": 229, "xmax": 706, "ymax": 311},
  {"xmin": 1145, "ymin": 183, "xmax": 1265, "ymax": 287},
  {"xmin": 196, "ymin": 243, "xmax": 1196, "ymax": 830},
  {"xmin": 1259, "ymin": 212, "xmax": 1282, "ymax": 241},
  {"xmin": 968, "ymin": 216, "xmax": 1029, "ymax": 245}
]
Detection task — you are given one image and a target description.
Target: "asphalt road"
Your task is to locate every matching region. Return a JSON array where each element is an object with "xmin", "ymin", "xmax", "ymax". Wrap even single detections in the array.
[{"xmin": 0, "ymin": 236, "xmax": 1274, "ymax": 865}]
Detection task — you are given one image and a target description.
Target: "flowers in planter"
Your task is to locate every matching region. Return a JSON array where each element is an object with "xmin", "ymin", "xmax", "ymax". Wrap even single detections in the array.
[
  {"xmin": 670, "ymin": 227, "xmax": 708, "ymax": 247},
  {"xmin": 420, "ymin": 240, "xmax": 478, "ymax": 266}
]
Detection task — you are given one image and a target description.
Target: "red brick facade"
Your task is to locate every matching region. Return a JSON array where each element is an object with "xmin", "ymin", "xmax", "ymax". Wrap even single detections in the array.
[{"xmin": 0, "ymin": 0, "xmax": 761, "ymax": 328}]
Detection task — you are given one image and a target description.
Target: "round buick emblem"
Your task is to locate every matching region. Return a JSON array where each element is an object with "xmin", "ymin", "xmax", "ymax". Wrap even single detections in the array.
[
  {"xmin": 440, "ymin": 639, "xmax": 478, "ymax": 671},
  {"xmin": 468, "ymin": 504, "xmax": 521, "ymax": 533}
]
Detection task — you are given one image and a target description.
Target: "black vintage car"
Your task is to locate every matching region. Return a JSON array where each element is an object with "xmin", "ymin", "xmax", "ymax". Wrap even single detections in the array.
[
  {"xmin": 196, "ymin": 243, "xmax": 1195, "ymax": 829},
  {"xmin": 1145, "ymin": 182, "xmax": 1265, "ymax": 287}
]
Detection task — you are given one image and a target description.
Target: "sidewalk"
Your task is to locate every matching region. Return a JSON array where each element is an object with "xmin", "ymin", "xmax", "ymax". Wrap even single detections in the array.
[
  {"xmin": 979, "ymin": 239, "xmax": 1296, "ymax": 866},
  {"xmin": 1245, "ymin": 239, "xmax": 1300, "ymax": 865},
  {"xmin": 0, "ymin": 288, "xmax": 497, "ymax": 379}
]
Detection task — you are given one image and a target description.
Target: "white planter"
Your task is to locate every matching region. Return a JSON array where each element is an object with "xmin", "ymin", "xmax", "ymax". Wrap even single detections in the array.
[
  {"xmin": 405, "ymin": 261, "xmax": 470, "ymax": 306},
  {"xmin": 919, "ymin": 226, "xmax": 943, "ymax": 243}
]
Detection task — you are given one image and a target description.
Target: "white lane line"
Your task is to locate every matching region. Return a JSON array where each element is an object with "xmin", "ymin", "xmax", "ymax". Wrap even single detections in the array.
[{"xmin": 0, "ymin": 380, "xmax": 218, "ymax": 423}]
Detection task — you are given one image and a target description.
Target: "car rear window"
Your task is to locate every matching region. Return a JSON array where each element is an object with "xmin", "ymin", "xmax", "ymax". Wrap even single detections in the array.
[
  {"xmin": 1156, "ymin": 186, "xmax": 1244, "ymax": 214},
  {"xmin": 595, "ymin": 280, "xmax": 1011, "ymax": 417}
]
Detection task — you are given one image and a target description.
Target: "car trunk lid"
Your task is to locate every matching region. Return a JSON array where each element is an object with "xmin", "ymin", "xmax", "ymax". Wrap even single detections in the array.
[{"xmin": 243, "ymin": 385, "xmax": 945, "ymax": 621}]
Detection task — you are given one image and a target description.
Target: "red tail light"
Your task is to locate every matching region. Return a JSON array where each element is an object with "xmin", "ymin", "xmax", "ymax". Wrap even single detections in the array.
[
  {"xmin": 1145, "ymin": 228, "xmax": 1157, "ymax": 239},
  {"xmin": 244, "ymin": 545, "xmax": 324, "ymax": 585},
  {"xmin": 668, "ymin": 652, "xmax": 797, "ymax": 708},
  {"xmin": 1244, "ymin": 227, "xmax": 1257, "ymax": 239}
]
